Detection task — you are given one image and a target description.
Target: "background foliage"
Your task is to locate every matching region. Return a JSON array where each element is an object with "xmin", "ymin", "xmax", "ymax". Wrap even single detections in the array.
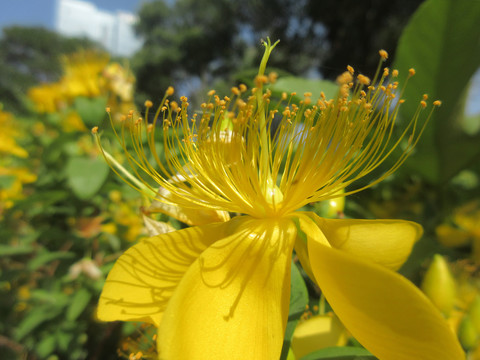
[{"xmin": 0, "ymin": 0, "xmax": 479, "ymax": 358}]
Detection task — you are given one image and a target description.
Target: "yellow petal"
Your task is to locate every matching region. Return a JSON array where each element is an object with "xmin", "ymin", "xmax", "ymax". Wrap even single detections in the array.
[
  {"xmin": 97, "ymin": 221, "xmax": 231, "ymax": 326},
  {"xmin": 291, "ymin": 314, "xmax": 347, "ymax": 359},
  {"xmin": 313, "ymin": 213, "xmax": 422, "ymax": 270},
  {"xmin": 436, "ymin": 223, "xmax": 471, "ymax": 248},
  {"xmin": 308, "ymin": 232, "xmax": 465, "ymax": 360},
  {"xmin": 157, "ymin": 217, "xmax": 297, "ymax": 360},
  {"xmin": 148, "ymin": 186, "xmax": 230, "ymax": 226},
  {"xmin": 292, "ymin": 212, "xmax": 330, "ymax": 283}
]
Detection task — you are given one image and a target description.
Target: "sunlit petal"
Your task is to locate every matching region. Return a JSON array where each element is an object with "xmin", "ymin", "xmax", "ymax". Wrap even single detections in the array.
[
  {"xmin": 308, "ymin": 234, "xmax": 465, "ymax": 360},
  {"xmin": 157, "ymin": 217, "xmax": 297, "ymax": 360},
  {"xmin": 312, "ymin": 213, "xmax": 422, "ymax": 270},
  {"xmin": 97, "ymin": 221, "xmax": 232, "ymax": 326}
]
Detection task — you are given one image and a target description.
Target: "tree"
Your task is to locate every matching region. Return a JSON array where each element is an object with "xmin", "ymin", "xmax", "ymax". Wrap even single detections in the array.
[{"xmin": 0, "ymin": 26, "xmax": 100, "ymax": 113}]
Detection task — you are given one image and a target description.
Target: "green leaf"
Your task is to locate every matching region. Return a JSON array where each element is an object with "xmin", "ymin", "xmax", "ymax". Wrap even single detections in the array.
[
  {"xmin": 66, "ymin": 288, "xmax": 92, "ymax": 321},
  {"xmin": 0, "ymin": 244, "xmax": 34, "ymax": 257},
  {"xmin": 15, "ymin": 305, "xmax": 63, "ymax": 340},
  {"xmin": 35, "ymin": 334, "xmax": 57, "ymax": 358},
  {"xmin": 65, "ymin": 156, "xmax": 109, "ymax": 200},
  {"xmin": 28, "ymin": 250, "xmax": 75, "ymax": 271},
  {"xmin": 300, "ymin": 346, "xmax": 376, "ymax": 360},
  {"xmin": 73, "ymin": 96, "xmax": 107, "ymax": 128},
  {"xmin": 393, "ymin": 0, "xmax": 480, "ymax": 183},
  {"xmin": 271, "ymin": 77, "xmax": 339, "ymax": 102},
  {"xmin": 281, "ymin": 262, "xmax": 309, "ymax": 360}
]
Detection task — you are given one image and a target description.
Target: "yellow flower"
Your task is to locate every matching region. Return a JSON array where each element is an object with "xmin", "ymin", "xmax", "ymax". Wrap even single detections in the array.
[
  {"xmin": 436, "ymin": 200, "xmax": 480, "ymax": 262},
  {"xmin": 95, "ymin": 40, "xmax": 463, "ymax": 359},
  {"xmin": 0, "ymin": 109, "xmax": 28, "ymax": 157}
]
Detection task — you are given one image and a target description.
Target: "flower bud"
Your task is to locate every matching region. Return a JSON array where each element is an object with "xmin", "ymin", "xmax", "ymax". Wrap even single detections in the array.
[
  {"xmin": 421, "ymin": 254, "xmax": 456, "ymax": 316},
  {"xmin": 458, "ymin": 315, "xmax": 478, "ymax": 350}
]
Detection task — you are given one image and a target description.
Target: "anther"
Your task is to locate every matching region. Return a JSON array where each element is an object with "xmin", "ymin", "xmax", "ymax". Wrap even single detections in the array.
[
  {"xmin": 166, "ymin": 86, "xmax": 174, "ymax": 96},
  {"xmin": 91, "ymin": 126, "xmax": 98, "ymax": 134},
  {"xmin": 379, "ymin": 49, "xmax": 388, "ymax": 60},
  {"xmin": 105, "ymin": 107, "xmax": 111, "ymax": 113},
  {"xmin": 408, "ymin": 68, "xmax": 416, "ymax": 77},
  {"xmin": 144, "ymin": 100, "xmax": 153, "ymax": 108},
  {"xmin": 433, "ymin": 100, "xmax": 442, "ymax": 106}
]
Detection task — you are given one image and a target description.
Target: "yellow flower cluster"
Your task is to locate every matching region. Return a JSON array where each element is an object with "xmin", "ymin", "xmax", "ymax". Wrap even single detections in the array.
[
  {"xmin": 0, "ymin": 108, "xmax": 37, "ymax": 216},
  {"xmin": 27, "ymin": 51, "xmax": 136, "ymax": 129}
]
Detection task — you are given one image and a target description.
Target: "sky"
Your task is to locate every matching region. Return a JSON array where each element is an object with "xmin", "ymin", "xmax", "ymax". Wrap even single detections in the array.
[{"xmin": 0, "ymin": 0, "xmax": 149, "ymax": 30}]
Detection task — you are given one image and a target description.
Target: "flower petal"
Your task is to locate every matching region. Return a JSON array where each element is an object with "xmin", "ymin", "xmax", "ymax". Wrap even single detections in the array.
[
  {"xmin": 97, "ymin": 221, "xmax": 232, "ymax": 326},
  {"xmin": 292, "ymin": 212, "xmax": 331, "ymax": 282},
  {"xmin": 312, "ymin": 213, "xmax": 422, "ymax": 270},
  {"xmin": 157, "ymin": 217, "xmax": 297, "ymax": 360},
  {"xmin": 308, "ymin": 232, "xmax": 465, "ymax": 360}
]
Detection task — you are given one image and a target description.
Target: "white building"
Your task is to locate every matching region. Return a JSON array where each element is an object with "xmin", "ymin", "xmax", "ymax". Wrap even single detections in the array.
[{"xmin": 55, "ymin": 0, "xmax": 143, "ymax": 57}]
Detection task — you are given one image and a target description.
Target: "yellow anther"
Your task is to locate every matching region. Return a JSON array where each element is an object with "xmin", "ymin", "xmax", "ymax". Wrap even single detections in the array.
[
  {"xmin": 91, "ymin": 126, "xmax": 98, "ymax": 134},
  {"xmin": 379, "ymin": 49, "xmax": 388, "ymax": 60},
  {"xmin": 337, "ymin": 71, "xmax": 353, "ymax": 85},
  {"xmin": 208, "ymin": 90, "xmax": 216, "ymax": 96},
  {"xmin": 254, "ymin": 75, "xmax": 268, "ymax": 87},
  {"xmin": 433, "ymin": 100, "xmax": 442, "ymax": 106},
  {"xmin": 304, "ymin": 97, "xmax": 311, "ymax": 105},
  {"xmin": 291, "ymin": 92, "xmax": 297, "ymax": 97},
  {"xmin": 304, "ymin": 92, "xmax": 312, "ymax": 97},
  {"xmin": 347, "ymin": 65, "xmax": 354, "ymax": 74},
  {"xmin": 239, "ymin": 84, "xmax": 247, "ymax": 92},
  {"xmin": 409, "ymin": 68, "xmax": 416, "ymax": 76},
  {"xmin": 120, "ymin": 114, "xmax": 127, "ymax": 121},
  {"xmin": 420, "ymin": 100, "xmax": 427, "ymax": 108},
  {"xmin": 423, "ymin": 94, "xmax": 429, "ymax": 100},
  {"xmin": 170, "ymin": 101, "xmax": 179, "ymax": 112},
  {"xmin": 180, "ymin": 96, "xmax": 188, "ymax": 103},
  {"xmin": 383, "ymin": 67, "xmax": 389, "ymax": 77},
  {"xmin": 231, "ymin": 87, "xmax": 240, "ymax": 95},
  {"xmin": 166, "ymin": 86, "xmax": 174, "ymax": 96},
  {"xmin": 147, "ymin": 124, "xmax": 154, "ymax": 133},
  {"xmin": 224, "ymin": 96, "xmax": 231, "ymax": 102},
  {"xmin": 268, "ymin": 72, "xmax": 278, "ymax": 83},
  {"xmin": 399, "ymin": 99, "xmax": 406, "ymax": 104},
  {"xmin": 392, "ymin": 69, "xmax": 399, "ymax": 77},
  {"xmin": 281, "ymin": 92, "xmax": 287, "ymax": 100},
  {"xmin": 105, "ymin": 107, "xmax": 111, "ymax": 113},
  {"xmin": 357, "ymin": 74, "xmax": 371, "ymax": 86},
  {"xmin": 144, "ymin": 100, "xmax": 153, "ymax": 108},
  {"xmin": 360, "ymin": 90, "xmax": 367, "ymax": 97}
]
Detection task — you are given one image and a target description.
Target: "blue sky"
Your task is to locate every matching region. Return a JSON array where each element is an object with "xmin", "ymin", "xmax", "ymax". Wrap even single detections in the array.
[{"xmin": 0, "ymin": 0, "xmax": 149, "ymax": 30}]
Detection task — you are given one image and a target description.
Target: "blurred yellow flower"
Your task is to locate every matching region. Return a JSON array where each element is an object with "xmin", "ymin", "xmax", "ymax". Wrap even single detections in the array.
[
  {"xmin": 436, "ymin": 200, "xmax": 480, "ymax": 262},
  {"xmin": 95, "ymin": 41, "xmax": 462, "ymax": 360}
]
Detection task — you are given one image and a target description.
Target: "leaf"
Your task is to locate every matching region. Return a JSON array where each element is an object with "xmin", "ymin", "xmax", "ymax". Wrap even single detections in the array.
[
  {"xmin": 73, "ymin": 96, "xmax": 107, "ymax": 128},
  {"xmin": 65, "ymin": 156, "xmax": 109, "ymax": 200},
  {"xmin": 393, "ymin": 0, "xmax": 480, "ymax": 183},
  {"xmin": 300, "ymin": 346, "xmax": 376, "ymax": 360},
  {"xmin": 271, "ymin": 77, "xmax": 339, "ymax": 102},
  {"xmin": 15, "ymin": 305, "xmax": 63, "ymax": 340},
  {"xmin": 28, "ymin": 250, "xmax": 75, "ymax": 271},
  {"xmin": 280, "ymin": 261, "xmax": 309, "ymax": 360},
  {"xmin": 66, "ymin": 288, "xmax": 92, "ymax": 321},
  {"xmin": 0, "ymin": 244, "xmax": 34, "ymax": 257},
  {"xmin": 35, "ymin": 335, "xmax": 57, "ymax": 358}
]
